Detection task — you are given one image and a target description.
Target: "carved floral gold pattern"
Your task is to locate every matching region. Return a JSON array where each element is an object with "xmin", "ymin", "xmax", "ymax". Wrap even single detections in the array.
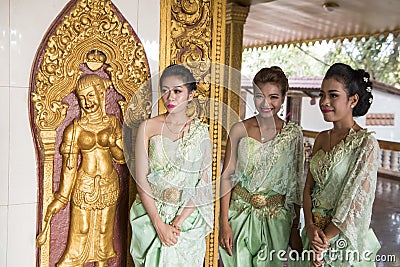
[
  {"xmin": 160, "ymin": 1, "xmax": 226, "ymax": 266},
  {"xmin": 31, "ymin": 1, "xmax": 151, "ymax": 266},
  {"xmin": 32, "ymin": 0, "xmax": 151, "ymax": 131}
]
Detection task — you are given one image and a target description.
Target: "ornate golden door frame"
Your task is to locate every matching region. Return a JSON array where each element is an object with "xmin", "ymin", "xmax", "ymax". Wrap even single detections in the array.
[
  {"xmin": 30, "ymin": 0, "xmax": 151, "ymax": 266},
  {"xmin": 159, "ymin": 1, "xmax": 226, "ymax": 266}
]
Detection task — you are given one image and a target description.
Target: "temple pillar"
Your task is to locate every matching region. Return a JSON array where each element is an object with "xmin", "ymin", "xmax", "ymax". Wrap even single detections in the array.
[
  {"xmin": 224, "ymin": 2, "xmax": 249, "ymax": 128},
  {"xmin": 159, "ymin": 1, "xmax": 226, "ymax": 266}
]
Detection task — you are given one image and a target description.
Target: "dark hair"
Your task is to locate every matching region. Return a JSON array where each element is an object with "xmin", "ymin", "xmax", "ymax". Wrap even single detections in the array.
[
  {"xmin": 324, "ymin": 63, "xmax": 373, "ymax": 117},
  {"xmin": 252, "ymin": 66, "xmax": 289, "ymax": 96},
  {"xmin": 160, "ymin": 64, "xmax": 197, "ymax": 92}
]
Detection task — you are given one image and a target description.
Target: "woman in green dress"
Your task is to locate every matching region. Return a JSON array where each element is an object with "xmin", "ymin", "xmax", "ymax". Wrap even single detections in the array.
[
  {"xmin": 302, "ymin": 63, "xmax": 381, "ymax": 267},
  {"xmin": 219, "ymin": 66, "xmax": 305, "ymax": 266},
  {"xmin": 129, "ymin": 64, "xmax": 213, "ymax": 266}
]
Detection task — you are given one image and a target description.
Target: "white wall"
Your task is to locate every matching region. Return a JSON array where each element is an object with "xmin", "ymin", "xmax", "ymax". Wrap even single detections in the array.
[
  {"xmin": 0, "ymin": 0, "xmax": 160, "ymax": 266},
  {"xmin": 360, "ymin": 90, "xmax": 400, "ymax": 142},
  {"xmin": 300, "ymin": 97, "xmax": 331, "ymax": 132},
  {"xmin": 301, "ymin": 90, "xmax": 400, "ymax": 142}
]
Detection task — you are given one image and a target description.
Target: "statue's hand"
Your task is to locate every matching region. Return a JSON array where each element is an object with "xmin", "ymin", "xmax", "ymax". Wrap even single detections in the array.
[
  {"xmin": 37, "ymin": 197, "xmax": 65, "ymax": 247},
  {"xmin": 109, "ymin": 133, "xmax": 117, "ymax": 147},
  {"xmin": 45, "ymin": 198, "xmax": 65, "ymax": 220}
]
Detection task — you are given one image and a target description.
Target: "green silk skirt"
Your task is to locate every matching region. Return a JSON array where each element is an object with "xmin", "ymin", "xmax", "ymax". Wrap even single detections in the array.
[
  {"xmin": 220, "ymin": 191, "xmax": 293, "ymax": 267},
  {"xmin": 129, "ymin": 201, "xmax": 208, "ymax": 267}
]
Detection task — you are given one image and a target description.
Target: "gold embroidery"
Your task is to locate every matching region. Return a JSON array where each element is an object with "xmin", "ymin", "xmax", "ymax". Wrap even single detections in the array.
[
  {"xmin": 150, "ymin": 185, "xmax": 183, "ymax": 205},
  {"xmin": 162, "ymin": 187, "xmax": 182, "ymax": 204},
  {"xmin": 233, "ymin": 184, "xmax": 285, "ymax": 209},
  {"xmin": 313, "ymin": 212, "xmax": 332, "ymax": 230}
]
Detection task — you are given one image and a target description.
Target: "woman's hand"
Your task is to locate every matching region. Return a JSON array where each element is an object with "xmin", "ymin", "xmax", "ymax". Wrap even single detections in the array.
[
  {"xmin": 170, "ymin": 215, "xmax": 184, "ymax": 231},
  {"xmin": 219, "ymin": 221, "xmax": 233, "ymax": 256},
  {"xmin": 306, "ymin": 224, "xmax": 329, "ymax": 253},
  {"xmin": 311, "ymin": 251, "xmax": 325, "ymax": 267},
  {"xmin": 289, "ymin": 227, "xmax": 303, "ymax": 253},
  {"xmin": 154, "ymin": 221, "xmax": 180, "ymax": 247}
]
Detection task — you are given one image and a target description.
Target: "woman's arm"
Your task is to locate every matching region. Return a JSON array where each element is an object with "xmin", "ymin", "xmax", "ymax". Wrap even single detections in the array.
[
  {"xmin": 303, "ymin": 171, "xmax": 316, "ymax": 230},
  {"xmin": 303, "ymin": 134, "xmax": 329, "ymax": 253},
  {"xmin": 289, "ymin": 204, "xmax": 303, "ymax": 252},
  {"xmin": 219, "ymin": 123, "xmax": 242, "ymax": 256},
  {"xmin": 171, "ymin": 129, "xmax": 213, "ymax": 230},
  {"xmin": 170, "ymin": 202, "xmax": 195, "ymax": 230},
  {"xmin": 135, "ymin": 120, "xmax": 180, "ymax": 246},
  {"xmin": 323, "ymin": 223, "xmax": 341, "ymax": 240},
  {"xmin": 289, "ymin": 129, "xmax": 305, "ymax": 252}
]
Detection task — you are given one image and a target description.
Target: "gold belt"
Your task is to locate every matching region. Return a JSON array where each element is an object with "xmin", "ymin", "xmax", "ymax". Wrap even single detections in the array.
[
  {"xmin": 313, "ymin": 213, "xmax": 332, "ymax": 229},
  {"xmin": 233, "ymin": 184, "xmax": 284, "ymax": 209},
  {"xmin": 151, "ymin": 186, "xmax": 182, "ymax": 205}
]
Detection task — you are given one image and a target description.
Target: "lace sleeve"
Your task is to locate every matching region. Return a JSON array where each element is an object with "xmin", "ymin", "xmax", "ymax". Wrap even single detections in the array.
[
  {"xmin": 177, "ymin": 124, "xmax": 214, "ymax": 236},
  {"xmin": 284, "ymin": 126, "xmax": 305, "ymax": 207},
  {"xmin": 295, "ymin": 128, "xmax": 305, "ymax": 205},
  {"xmin": 332, "ymin": 135, "xmax": 379, "ymax": 252},
  {"xmin": 191, "ymin": 129, "xmax": 214, "ymax": 235}
]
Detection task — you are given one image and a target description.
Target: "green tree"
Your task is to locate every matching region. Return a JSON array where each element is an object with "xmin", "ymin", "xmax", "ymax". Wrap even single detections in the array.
[
  {"xmin": 324, "ymin": 34, "xmax": 400, "ymax": 87},
  {"xmin": 242, "ymin": 44, "xmax": 326, "ymax": 78},
  {"xmin": 242, "ymin": 33, "xmax": 400, "ymax": 88}
]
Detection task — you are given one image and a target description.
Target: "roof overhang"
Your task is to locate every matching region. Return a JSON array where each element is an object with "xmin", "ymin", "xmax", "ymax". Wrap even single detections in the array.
[{"xmin": 239, "ymin": 0, "xmax": 400, "ymax": 49}]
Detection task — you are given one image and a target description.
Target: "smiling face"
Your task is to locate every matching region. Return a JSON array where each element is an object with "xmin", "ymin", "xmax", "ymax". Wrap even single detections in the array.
[
  {"xmin": 253, "ymin": 82, "xmax": 284, "ymax": 119},
  {"xmin": 77, "ymin": 86, "xmax": 101, "ymax": 114},
  {"xmin": 319, "ymin": 77, "xmax": 357, "ymax": 122},
  {"xmin": 161, "ymin": 75, "xmax": 194, "ymax": 114}
]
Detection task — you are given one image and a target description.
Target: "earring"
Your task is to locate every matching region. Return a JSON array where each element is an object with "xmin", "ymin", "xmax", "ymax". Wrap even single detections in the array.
[
  {"xmin": 185, "ymin": 98, "xmax": 197, "ymax": 118},
  {"xmin": 279, "ymin": 105, "xmax": 284, "ymax": 117}
]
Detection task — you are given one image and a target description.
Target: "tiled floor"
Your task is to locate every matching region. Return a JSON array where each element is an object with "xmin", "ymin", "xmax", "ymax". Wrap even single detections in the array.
[{"xmin": 372, "ymin": 177, "xmax": 400, "ymax": 267}]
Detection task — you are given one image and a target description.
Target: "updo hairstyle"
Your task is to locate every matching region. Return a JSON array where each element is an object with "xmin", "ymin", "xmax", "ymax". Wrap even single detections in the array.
[
  {"xmin": 324, "ymin": 63, "xmax": 373, "ymax": 116},
  {"xmin": 160, "ymin": 64, "xmax": 197, "ymax": 92},
  {"xmin": 252, "ymin": 66, "xmax": 289, "ymax": 96}
]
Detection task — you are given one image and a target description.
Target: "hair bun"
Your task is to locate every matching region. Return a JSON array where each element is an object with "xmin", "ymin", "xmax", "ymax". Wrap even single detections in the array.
[
  {"xmin": 324, "ymin": 63, "xmax": 373, "ymax": 117},
  {"xmin": 353, "ymin": 69, "xmax": 373, "ymax": 116}
]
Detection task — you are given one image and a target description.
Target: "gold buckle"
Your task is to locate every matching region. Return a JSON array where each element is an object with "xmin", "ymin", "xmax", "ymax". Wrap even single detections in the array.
[
  {"xmin": 233, "ymin": 184, "xmax": 284, "ymax": 209},
  {"xmin": 250, "ymin": 194, "xmax": 268, "ymax": 209},
  {"xmin": 162, "ymin": 187, "xmax": 181, "ymax": 204}
]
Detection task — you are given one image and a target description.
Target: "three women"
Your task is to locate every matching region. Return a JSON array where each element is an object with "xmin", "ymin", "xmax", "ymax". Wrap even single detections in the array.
[{"xmin": 129, "ymin": 62, "xmax": 380, "ymax": 267}]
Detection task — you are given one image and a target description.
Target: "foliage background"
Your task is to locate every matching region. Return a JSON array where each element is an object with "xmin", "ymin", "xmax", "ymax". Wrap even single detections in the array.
[{"xmin": 242, "ymin": 33, "xmax": 400, "ymax": 88}]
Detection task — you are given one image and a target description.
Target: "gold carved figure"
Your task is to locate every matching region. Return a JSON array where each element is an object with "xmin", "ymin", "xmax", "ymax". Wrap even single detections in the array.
[{"xmin": 37, "ymin": 74, "xmax": 125, "ymax": 267}]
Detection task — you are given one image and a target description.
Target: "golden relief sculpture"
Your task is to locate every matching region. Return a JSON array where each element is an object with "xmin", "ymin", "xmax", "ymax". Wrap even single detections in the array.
[
  {"xmin": 31, "ymin": 0, "xmax": 151, "ymax": 266},
  {"xmin": 159, "ymin": 0, "xmax": 226, "ymax": 266},
  {"xmin": 31, "ymin": 0, "xmax": 150, "ymax": 131},
  {"xmin": 37, "ymin": 73, "xmax": 124, "ymax": 267}
]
